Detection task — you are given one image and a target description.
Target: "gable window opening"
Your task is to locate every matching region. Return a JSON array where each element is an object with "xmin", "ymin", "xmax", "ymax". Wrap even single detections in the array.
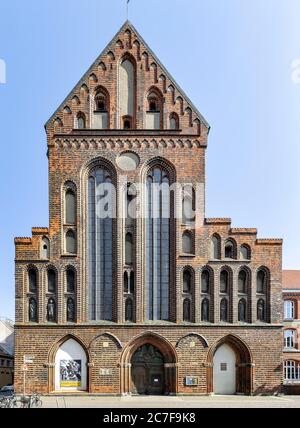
[{"xmin": 123, "ymin": 116, "xmax": 133, "ymax": 130}]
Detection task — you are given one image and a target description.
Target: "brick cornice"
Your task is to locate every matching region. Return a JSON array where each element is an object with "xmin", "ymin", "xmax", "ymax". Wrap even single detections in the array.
[{"xmin": 51, "ymin": 137, "xmax": 205, "ymax": 150}]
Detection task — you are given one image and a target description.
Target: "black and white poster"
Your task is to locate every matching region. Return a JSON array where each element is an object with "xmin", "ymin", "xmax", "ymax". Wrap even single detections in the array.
[{"xmin": 60, "ymin": 360, "xmax": 82, "ymax": 388}]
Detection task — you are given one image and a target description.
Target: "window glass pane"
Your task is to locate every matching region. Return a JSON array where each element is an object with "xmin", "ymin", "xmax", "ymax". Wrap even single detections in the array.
[
  {"xmin": 125, "ymin": 233, "xmax": 133, "ymax": 265},
  {"xmin": 238, "ymin": 299, "xmax": 247, "ymax": 322},
  {"xmin": 88, "ymin": 168, "xmax": 114, "ymax": 321},
  {"xmin": 29, "ymin": 269, "xmax": 37, "ymax": 293},
  {"xmin": 257, "ymin": 271, "xmax": 265, "ymax": 293},
  {"xmin": 183, "ymin": 299, "xmax": 191, "ymax": 322},
  {"xmin": 48, "ymin": 270, "xmax": 56, "ymax": 293},
  {"xmin": 66, "ymin": 230, "xmax": 76, "ymax": 254},
  {"xmin": 146, "ymin": 166, "xmax": 170, "ymax": 321},
  {"xmin": 201, "ymin": 299, "xmax": 209, "ymax": 322},
  {"xmin": 201, "ymin": 271, "xmax": 210, "ymax": 294},
  {"xmin": 183, "ymin": 271, "xmax": 191, "ymax": 293},
  {"xmin": 220, "ymin": 299, "xmax": 228, "ymax": 322},
  {"xmin": 284, "ymin": 301, "xmax": 294, "ymax": 319},
  {"xmin": 182, "ymin": 233, "xmax": 192, "ymax": 254},
  {"xmin": 220, "ymin": 271, "xmax": 228, "ymax": 293},
  {"xmin": 211, "ymin": 236, "xmax": 220, "ymax": 259},
  {"xmin": 125, "ymin": 298, "xmax": 133, "ymax": 322},
  {"xmin": 238, "ymin": 271, "xmax": 247, "ymax": 294},
  {"xmin": 66, "ymin": 190, "xmax": 76, "ymax": 224},
  {"xmin": 67, "ymin": 269, "xmax": 75, "ymax": 293}
]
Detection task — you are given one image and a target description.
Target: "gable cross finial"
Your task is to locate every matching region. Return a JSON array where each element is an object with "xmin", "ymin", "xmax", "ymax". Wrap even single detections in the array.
[{"xmin": 126, "ymin": 0, "xmax": 130, "ymax": 19}]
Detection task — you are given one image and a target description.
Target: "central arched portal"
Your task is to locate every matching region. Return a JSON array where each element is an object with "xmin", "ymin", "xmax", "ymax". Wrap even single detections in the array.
[
  {"xmin": 131, "ymin": 344, "xmax": 165, "ymax": 395},
  {"xmin": 120, "ymin": 333, "xmax": 177, "ymax": 396}
]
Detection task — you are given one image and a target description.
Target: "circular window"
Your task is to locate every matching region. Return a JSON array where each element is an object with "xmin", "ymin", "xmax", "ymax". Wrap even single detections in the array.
[{"xmin": 117, "ymin": 152, "xmax": 140, "ymax": 172}]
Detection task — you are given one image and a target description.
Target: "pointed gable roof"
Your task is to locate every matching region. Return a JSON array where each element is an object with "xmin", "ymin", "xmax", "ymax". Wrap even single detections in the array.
[{"xmin": 46, "ymin": 20, "xmax": 210, "ymax": 130}]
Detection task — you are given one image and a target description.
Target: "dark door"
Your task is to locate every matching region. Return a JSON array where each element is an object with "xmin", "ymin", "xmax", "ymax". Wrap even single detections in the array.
[{"xmin": 131, "ymin": 344, "xmax": 165, "ymax": 395}]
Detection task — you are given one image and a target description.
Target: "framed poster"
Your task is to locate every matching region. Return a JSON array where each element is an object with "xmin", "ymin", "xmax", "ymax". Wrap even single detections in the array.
[
  {"xmin": 60, "ymin": 360, "xmax": 82, "ymax": 388},
  {"xmin": 185, "ymin": 376, "xmax": 199, "ymax": 387}
]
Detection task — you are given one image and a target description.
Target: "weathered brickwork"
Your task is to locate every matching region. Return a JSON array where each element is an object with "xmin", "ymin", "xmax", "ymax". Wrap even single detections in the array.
[{"xmin": 14, "ymin": 21, "xmax": 283, "ymax": 395}]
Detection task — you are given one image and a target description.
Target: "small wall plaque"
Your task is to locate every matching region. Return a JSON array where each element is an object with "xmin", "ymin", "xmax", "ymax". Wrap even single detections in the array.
[
  {"xmin": 102, "ymin": 342, "xmax": 109, "ymax": 348},
  {"xmin": 100, "ymin": 369, "xmax": 112, "ymax": 376},
  {"xmin": 185, "ymin": 376, "xmax": 199, "ymax": 387}
]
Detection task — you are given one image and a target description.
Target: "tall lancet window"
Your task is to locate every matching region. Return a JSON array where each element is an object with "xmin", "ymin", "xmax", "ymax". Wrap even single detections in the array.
[
  {"xmin": 119, "ymin": 57, "xmax": 135, "ymax": 129},
  {"xmin": 88, "ymin": 167, "xmax": 114, "ymax": 321},
  {"xmin": 146, "ymin": 166, "xmax": 171, "ymax": 321}
]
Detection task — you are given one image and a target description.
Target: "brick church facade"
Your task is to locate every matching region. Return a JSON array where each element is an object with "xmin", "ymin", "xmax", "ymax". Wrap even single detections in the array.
[{"xmin": 14, "ymin": 22, "xmax": 283, "ymax": 395}]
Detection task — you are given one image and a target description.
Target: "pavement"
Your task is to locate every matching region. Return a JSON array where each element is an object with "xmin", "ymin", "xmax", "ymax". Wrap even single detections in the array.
[{"xmin": 39, "ymin": 394, "xmax": 300, "ymax": 408}]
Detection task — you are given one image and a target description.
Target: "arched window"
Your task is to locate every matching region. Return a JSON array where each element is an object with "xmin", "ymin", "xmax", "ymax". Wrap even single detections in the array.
[
  {"xmin": 28, "ymin": 269, "xmax": 37, "ymax": 293},
  {"xmin": 225, "ymin": 240, "xmax": 235, "ymax": 259},
  {"xmin": 125, "ymin": 233, "xmax": 133, "ymax": 265},
  {"xmin": 146, "ymin": 165, "xmax": 171, "ymax": 321},
  {"xmin": 240, "ymin": 245, "xmax": 250, "ymax": 260},
  {"xmin": 67, "ymin": 298, "xmax": 75, "ymax": 322},
  {"xmin": 146, "ymin": 89, "xmax": 163, "ymax": 130},
  {"xmin": 201, "ymin": 298, "xmax": 210, "ymax": 322},
  {"xmin": 77, "ymin": 113, "xmax": 86, "ymax": 129},
  {"xmin": 220, "ymin": 298, "xmax": 228, "ymax": 322},
  {"xmin": 130, "ymin": 271, "xmax": 135, "ymax": 295},
  {"xmin": 47, "ymin": 298, "xmax": 56, "ymax": 323},
  {"xmin": 95, "ymin": 91, "xmax": 107, "ymax": 112},
  {"xmin": 182, "ymin": 232, "xmax": 193, "ymax": 254},
  {"xmin": 182, "ymin": 186, "xmax": 195, "ymax": 224},
  {"xmin": 170, "ymin": 113, "xmax": 179, "ymax": 130},
  {"xmin": 284, "ymin": 330, "xmax": 295, "ymax": 349},
  {"xmin": 183, "ymin": 299, "xmax": 191, "ymax": 322},
  {"xmin": 88, "ymin": 167, "xmax": 114, "ymax": 321},
  {"xmin": 119, "ymin": 58, "xmax": 135, "ymax": 129},
  {"xmin": 125, "ymin": 298, "xmax": 133, "ymax": 322},
  {"xmin": 238, "ymin": 299, "xmax": 247, "ymax": 322},
  {"xmin": 220, "ymin": 270, "xmax": 229, "ymax": 294},
  {"xmin": 183, "ymin": 270, "xmax": 192, "ymax": 293},
  {"xmin": 123, "ymin": 116, "xmax": 132, "ymax": 129},
  {"xmin": 201, "ymin": 270, "xmax": 210, "ymax": 294},
  {"xmin": 65, "ymin": 190, "xmax": 76, "ymax": 225},
  {"xmin": 28, "ymin": 298, "xmax": 37, "ymax": 323},
  {"xmin": 41, "ymin": 237, "xmax": 50, "ymax": 259},
  {"xmin": 66, "ymin": 269, "xmax": 75, "ymax": 293},
  {"xmin": 126, "ymin": 184, "xmax": 136, "ymax": 226},
  {"xmin": 257, "ymin": 270, "xmax": 266, "ymax": 294},
  {"xmin": 257, "ymin": 299, "xmax": 265, "ymax": 322},
  {"xmin": 124, "ymin": 272, "xmax": 129, "ymax": 294},
  {"xmin": 211, "ymin": 235, "xmax": 221, "ymax": 259},
  {"xmin": 284, "ymin": 361, "xmax": 300, "ymax": 381},
  {"xmin": 47, "ymin": 269, "xmax": 56, "ymax": 294},
  {"xmin": 284, "ymin": 300, "xmax": 295, "ymax": 320},
  {"xmin": 238, "ymin": 270, "xmax": 247, "ymax": 294},
  {"xmin": 92, "ymin": 87, "xmax": 109, "ymax": 129},
  {"xmin": 66, "ymin": 230, "xmax": 76, "ymax": 254}
]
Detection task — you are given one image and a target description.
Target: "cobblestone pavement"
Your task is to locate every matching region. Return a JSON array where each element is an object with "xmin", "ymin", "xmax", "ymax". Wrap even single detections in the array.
[{"xmin": 39, "ymin": 395, "xmax": 300, "ymax": 408}]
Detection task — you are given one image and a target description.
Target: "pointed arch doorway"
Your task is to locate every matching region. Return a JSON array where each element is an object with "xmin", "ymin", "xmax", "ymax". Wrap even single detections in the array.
[
  {"xmin": 120, "ymin": 333, "xmax": 177, "ymax": 396},
  {"xmin": 207, "ymin": 335, "xmax": 253, "ymax": 395},
  {"xmin": 131, "ymin": 344, "xmax": 165, "ymax": 395}
]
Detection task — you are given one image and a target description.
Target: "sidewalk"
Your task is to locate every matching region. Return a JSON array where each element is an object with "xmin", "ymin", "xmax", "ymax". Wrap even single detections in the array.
[{"xmin": 40, "ymin": 395, "xmax": 300, "ymax": 408}]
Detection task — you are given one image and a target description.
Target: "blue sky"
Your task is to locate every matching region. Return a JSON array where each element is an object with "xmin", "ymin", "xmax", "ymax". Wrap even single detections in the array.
[{"xmin": 0, "ymin": 0, "xmax": 299, "ymax": 319}]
